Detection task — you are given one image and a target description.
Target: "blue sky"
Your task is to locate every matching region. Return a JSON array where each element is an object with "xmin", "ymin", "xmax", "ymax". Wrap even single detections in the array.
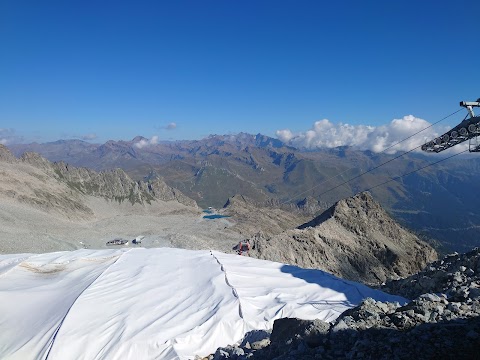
[{"xmin": 1, "ymin": 0, "xmax": 479, "ymax": 144}]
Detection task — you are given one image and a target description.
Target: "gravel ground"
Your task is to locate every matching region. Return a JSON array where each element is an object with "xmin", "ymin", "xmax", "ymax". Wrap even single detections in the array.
[{"xmin": 0, "ymin": 196, "xmax": 243, "ymax": 254}]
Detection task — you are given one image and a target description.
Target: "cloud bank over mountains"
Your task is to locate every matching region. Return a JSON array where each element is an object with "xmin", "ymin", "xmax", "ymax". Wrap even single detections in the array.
[
  {"xmin": 276, "ymin": 116, "xmax": 455, "ymax": 154},
  {"xmin": 134, "ymin": 135, "xmax": 159, "ymax": 149}
]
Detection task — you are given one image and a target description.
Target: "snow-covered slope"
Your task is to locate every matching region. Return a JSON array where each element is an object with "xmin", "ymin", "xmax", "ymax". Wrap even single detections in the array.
[{"xmin": 0, "ymin": 248, "xmax": 406, "ymax": 359}]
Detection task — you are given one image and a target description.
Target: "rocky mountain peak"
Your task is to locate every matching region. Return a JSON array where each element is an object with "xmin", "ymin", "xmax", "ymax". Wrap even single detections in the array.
[
  {"xmin": 250, "ymin": 191, "xmax": 438, "ymax": 285},
  {"xmin": 335, "ymin": 191, "xmax": 379, "ymax": 214},
  {"xmin": 298, "ymin": 191, "xmax": 395, "ymax": 235},
  {"xmin": 2, "ymin": 147, "xmax": 197, "ymax": 212},
  {"xmin": 335, "ymin": 191, "xmax": 393, "ymax": 224},
  {"xmin": 254, "ymin": 133, "xmax": 286, "ymax": 149},
  {"xmin": 0, "ymin": 144, "xmax": 17, "ymax": 163},
  {"xmin": 132, "ymin": 135, "xmax": 148, "ymax": 143},
  {"xmin": 20, "ymin": 151, "xmax": 54, "ymax": 171}
]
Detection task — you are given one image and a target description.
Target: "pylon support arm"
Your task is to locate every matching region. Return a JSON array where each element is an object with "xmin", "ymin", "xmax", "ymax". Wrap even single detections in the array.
[{"xmin": 460, "ymin": 100, "xmax": 480, "ymax": 118}]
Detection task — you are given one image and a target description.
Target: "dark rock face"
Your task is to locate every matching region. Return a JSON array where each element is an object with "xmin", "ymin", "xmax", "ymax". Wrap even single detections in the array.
[
  {"xmin": 269, "ymin": 318, "xmax": 330, "ymax": 352},
  {"xmin": 249, "ymin": 192, "xmax": 437, "ymax": 285},
  {"xmin": 204, "ymin": 248, "xmax": 480, "ymax": 360}
]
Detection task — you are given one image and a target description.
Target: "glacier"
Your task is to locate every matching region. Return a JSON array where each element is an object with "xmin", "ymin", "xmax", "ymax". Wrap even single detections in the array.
[{"xmin": 0, "ymin": 248, "xmax": 406, "ymax": 359}]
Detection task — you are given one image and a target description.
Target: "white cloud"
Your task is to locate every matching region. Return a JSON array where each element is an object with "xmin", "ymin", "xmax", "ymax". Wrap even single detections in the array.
[
  {"xmin": 80, "ymin": 133, "xmax": 97, "ymax": 141},
  {"xmin": 276, "ymin": 116, "xmax": 453, "ymax": 154},
  {"xmin": 166, "ymin": 122, "xmax": 177, "ymax": 130},
  {"xmin": 0, "ymin": 128, "xmax": 23, "ymax": 145},
  {"xmin": 134, "ymin": 135, "xmax": 159, "ymax": 149},
  {"xmin": 276, "ymin": 129, "xmax": 294, "ymax": 143}
]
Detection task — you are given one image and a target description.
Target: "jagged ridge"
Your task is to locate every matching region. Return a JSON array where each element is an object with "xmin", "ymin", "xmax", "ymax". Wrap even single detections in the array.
[
  {"xmin": 248, "ymin": 192, "xmax": 437, "ymax": 285},
  {"xmin": 18, "ymin": 150, "xmax": 196, "ymax": 207}
]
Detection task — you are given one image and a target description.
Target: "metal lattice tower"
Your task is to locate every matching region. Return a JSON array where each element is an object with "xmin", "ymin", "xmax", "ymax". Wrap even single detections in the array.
[{"xmin": 421, "ymin": 98, "xmax": 480, "ymax": 153}]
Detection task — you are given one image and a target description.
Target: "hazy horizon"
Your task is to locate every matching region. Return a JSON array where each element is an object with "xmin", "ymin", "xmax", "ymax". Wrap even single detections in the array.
[{"xmin": 1, "ymin": 1, "xmax": 479, "ymax": 148}]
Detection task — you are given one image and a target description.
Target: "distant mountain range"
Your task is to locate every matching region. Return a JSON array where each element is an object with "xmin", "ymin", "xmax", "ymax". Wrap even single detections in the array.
[
  {"xmin": 1, "ymin": 144, "xmax": 436, "ymax": 286},
  {"xmin": 8, "ymin": 133, "xmax": 480, "ymax": 252}
]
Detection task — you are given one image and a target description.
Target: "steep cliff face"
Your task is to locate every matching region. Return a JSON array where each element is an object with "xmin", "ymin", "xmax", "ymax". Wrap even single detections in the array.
[{"xmin": 249, "ymin": 192, "xmax": 437, "ymax": 285}]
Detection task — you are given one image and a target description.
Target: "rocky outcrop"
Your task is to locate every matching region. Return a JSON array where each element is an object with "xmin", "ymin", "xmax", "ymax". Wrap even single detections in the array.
[
  {"xmin": 0, "ymin": 144, "xmax": 17, "ymax": 163},
  {"xmin": 248, "ymin": 192, "xmax": 437, "ymax": 285},
  {"xmin": 17, "ymin": 152, "xmax": 197, "ymax": 207},
  {"xmin": 206, "ymin": 248, "xmax": 480, "ymax": 360},
  {"xmin": 0, "ymin": 148, "xmax": 197, "ymax": 223},
  {"xmin": 0, "ymin": 150, "xmax": 94, "ymax": 220},
  {"xmin": 20, "ymin": 151, "xmax": 54, "ymax": 169},
  {"xmin": 382, "ymin": 247, "xmax": 480, "ymax": 300},
  {"xmin": 52, "ymin": 161, "xmax": 152, "ymax": 204}
]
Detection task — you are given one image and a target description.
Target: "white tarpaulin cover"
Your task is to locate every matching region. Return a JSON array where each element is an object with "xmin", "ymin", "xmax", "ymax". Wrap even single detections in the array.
[{"xmin": 0, "ymin": 248, "xmax": 406, "ymax": 359}]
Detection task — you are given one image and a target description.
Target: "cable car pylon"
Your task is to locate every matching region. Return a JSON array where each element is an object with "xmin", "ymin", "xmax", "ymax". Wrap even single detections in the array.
[{"xmin": 422, "ymin": 98, "xmax": 480, "ymax": 153}]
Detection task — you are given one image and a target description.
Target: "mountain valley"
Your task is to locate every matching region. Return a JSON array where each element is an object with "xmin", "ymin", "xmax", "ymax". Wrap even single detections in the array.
[
  {"xmin": 0, "ymin": 144, "xmax": 242, "ymax": 254},
  {"xmin": 0, "ymin": 143, "xmax": 437, "ymax": 287},
  {"xmin": 1, "ymin": 139, "xmax": 479, "ymax": 360},
  {"xmin": 9, "ymin": 133, "xmax": 480, "ymax": 252}
]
